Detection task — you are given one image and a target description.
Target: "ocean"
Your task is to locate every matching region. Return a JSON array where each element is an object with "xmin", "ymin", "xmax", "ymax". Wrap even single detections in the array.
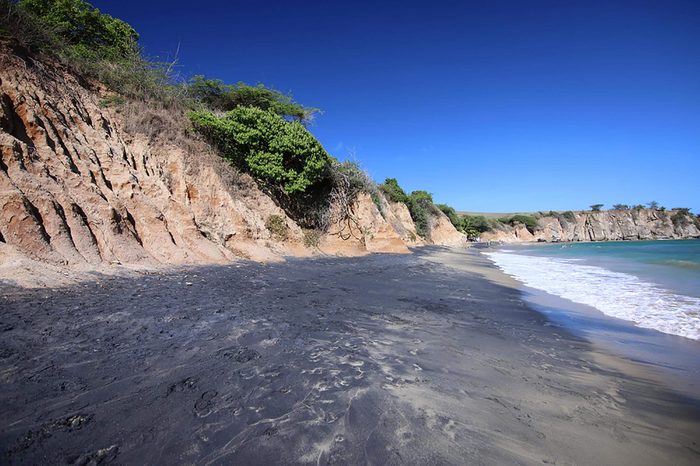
[{"xmin": 485, "ymin": 239, "xmax": 700, "ymax": 341}]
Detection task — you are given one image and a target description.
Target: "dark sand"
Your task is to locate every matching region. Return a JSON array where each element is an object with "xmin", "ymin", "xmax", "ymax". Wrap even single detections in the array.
[{"xmin": 1, "ymin": 247, "xmax": 699, "ymax": 465}]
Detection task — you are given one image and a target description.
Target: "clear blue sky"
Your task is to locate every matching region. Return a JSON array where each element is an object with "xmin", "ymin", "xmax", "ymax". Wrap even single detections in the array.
[{"xmin": 92, "ymin": 0, "xmax": 699, "ymax": 212}]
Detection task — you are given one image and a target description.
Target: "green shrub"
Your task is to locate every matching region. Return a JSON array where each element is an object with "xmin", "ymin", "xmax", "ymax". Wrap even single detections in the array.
[
  {"xmin": 99, "ymin": 94, "xmax": 126, "ymax": 108},
  {"xmin": 406, "ymin": 190, "xmax": 438, "ymax": 239},
  {"xmin": 590, "ymin": 204, "xmax": 604, "ymax": 212},
  {"xmin": 463, "ymin": 227, "xmax": 481, "ymax": 240},
  {"xmin": 265, "ymin": 214, "xmax": 289, "ymax": 240},
  {"xmin": 189, "ymin": 106, "xmax": 330, "ymax": 194},
  {"xmin": 671, "ymin": 208, "xmax": 692, "ymax": 228},
  {"xmin": 612, "ymin": 204, "xmax": 629, "ymax": 211},
  {"xmin": 437, "ymin": 204, "xmax": 460, "ymax": 228},
  {"xmin": 561, "ymin": 211, "xmax": 576, "ymax": 221},
  {"xmin": 188, "ymin": 75, "xmax": 318, "ymax": 122},
  {"xmin": 2, "ymin": 0, "xmax": 173, "ymax": 100},
  {"xmin": 329, "ymin": 160, "xmax": 377, "ymax": 203},
  {"xmin": 17, "ymin": 0, "xmax": 139, "ymax": 58},
  {"xmin": 460, "ymin": 215, "xmax": 492, "ymax": 233},
  {"xmin": 496, "ymin": 215, "xmax": 538, "ymax": 233},
  {"xmin": 302, "ymin": 229, "xmax": 322, "ymax": 248},
  {"xmin": 508, "ymin": 215, "xmax": 538, "ymax": 233},
  {"xmin": 379, "ymin": 178, "xmax": 409, "ymax": 204}
]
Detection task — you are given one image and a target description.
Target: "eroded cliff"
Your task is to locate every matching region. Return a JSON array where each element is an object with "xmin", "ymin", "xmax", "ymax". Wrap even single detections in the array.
[
  {"xmin": 481, "ymin": 209, "xmax": 700, "ymax": 243},
  {"xmin": 0, "ymin": 43, "xmax": 464, "ymax": 285}
]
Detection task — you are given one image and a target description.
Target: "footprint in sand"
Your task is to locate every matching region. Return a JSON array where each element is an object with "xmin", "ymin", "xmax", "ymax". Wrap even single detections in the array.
[{"xmin": 194, "ymin": 390, "xmax": 218, "ymax": 417}]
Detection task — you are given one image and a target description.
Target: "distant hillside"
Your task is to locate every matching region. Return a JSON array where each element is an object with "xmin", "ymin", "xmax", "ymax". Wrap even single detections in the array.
[
  {"xmin": 479, "ymin": 208, "xmax": 700, "ymax": 243},
  {"xmin": 457, "ymin": 211, "xmax": 538, "ymax": 219}
]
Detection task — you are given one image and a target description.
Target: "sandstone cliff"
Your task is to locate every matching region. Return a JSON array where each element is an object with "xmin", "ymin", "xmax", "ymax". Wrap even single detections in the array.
[
  {"xmin": 0, "ymin": 43, "xmax": 463, "ymax": 284},
  {"xmin": 480, "ymin": 209, "xmax": 700, "ymax": 243}
]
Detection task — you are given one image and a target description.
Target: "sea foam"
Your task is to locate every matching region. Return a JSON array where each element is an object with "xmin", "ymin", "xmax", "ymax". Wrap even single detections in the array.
[{"xmin": 485, "ymin": 251, "xmax": 700, "ymax": 341}]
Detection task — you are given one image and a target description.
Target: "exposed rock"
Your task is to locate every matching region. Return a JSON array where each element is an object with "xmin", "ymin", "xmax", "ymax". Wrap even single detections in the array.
[
  {"xmin": 0, "ymin": 43, "xmax": 466, "ymax": 285},
  {"xmin": 428, "ymin": 211, "xmax": 467, "ymax": 247},
  {"xmin": 382, "ymin": 199, "xmax": 426, "ymax": 245},
  {"xmin": 319, "ymin": 193, "xmax": 411, "ymax": 255},
  {"xmin": 0, "ymin": 42, "xmax": 303, "ymax": 269},
  {"xmin": 481, "ymin": 209, "xmax": 700, "ymax": 243}
]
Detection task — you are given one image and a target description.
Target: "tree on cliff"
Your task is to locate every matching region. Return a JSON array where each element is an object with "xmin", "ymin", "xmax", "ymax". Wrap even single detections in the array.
[{"xmin": 590, "ymin": 204, "xmax": 604, "ymax": 212}]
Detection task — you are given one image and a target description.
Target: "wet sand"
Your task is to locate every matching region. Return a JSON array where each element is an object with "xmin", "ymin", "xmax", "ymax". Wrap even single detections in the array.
[{"xmin": 1, "ymin": 247, "xmax": 699, "ymax": 465}]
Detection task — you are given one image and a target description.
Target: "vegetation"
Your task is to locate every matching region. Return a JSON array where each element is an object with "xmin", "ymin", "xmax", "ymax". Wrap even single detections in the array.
[
  {"xmin": 590, "ymin": 204, "xmax": 604, "ymax": 212},
  {"xmin": 265, "ymin": 215, "xmax": 289, "ymax": 240},
  {"xmin": 612, "ymin": 204, "xmax": 629, "ymax": 210},
  {"xmin": 187, "ymin": 75, "xmax": 318, "ymax": 122},
  {"xmin": 302, "ymin": 229, "xmax": 322, "ymax": 248},
  {"xmin": 460, "ymin": 215, "xmax": 492, "ymax": 239},
  {"xmin": 406, "ymin": 191, "xmax": 437, "ymax": 239},
  {"xmin": 1, "ymin": 0, "xmax": 176, "ymax": 99},
  {"xmin": 16, "ymin": 0, "xmax": 139, "ymax": 58},
  {"xmin": 671, "ymin": 208, "xmax": 692, "ymax": 228},
  {"xmin": 497, "ymin": 215, "xmax": 538, "ymax": 234},
  {"xmin": 379, "ymin": 178, "xmax": 409, "ymax": 204},
  {"xmin": 322, "ymin": 160, "xmax": 384, "ymax": 236},
  {"xmin": 189, "ymin": 107, "xmax": 330, "ymax": 194},
  {"xmin": 377, "ymin": 178, "xmax": 446, "ymax": 239},
  {"xmin": 561, "ymin": 211, "xmax": 576, "ymax": 222},
  {"xmin": 437, "ymin": 204, "xmax": 460, "ymax": 229}
]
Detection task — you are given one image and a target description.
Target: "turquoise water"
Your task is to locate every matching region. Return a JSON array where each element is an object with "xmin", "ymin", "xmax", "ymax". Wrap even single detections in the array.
[
  {"xmin": 486, "ymin": 239, "xmax": 700, "ymax": 340},
  {"xmin": 519, "ymin": 239, "xmax": 700, "ymax": 298}
]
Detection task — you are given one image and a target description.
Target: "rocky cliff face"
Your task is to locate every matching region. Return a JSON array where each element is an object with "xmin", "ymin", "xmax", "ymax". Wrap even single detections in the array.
[
  {"xmin": 481, "ymin": 209, "xmax": 700, "ymax": 243},
  {"xmin": 0, "ymin": 43, "xmax": 463, "ymax": 284}
]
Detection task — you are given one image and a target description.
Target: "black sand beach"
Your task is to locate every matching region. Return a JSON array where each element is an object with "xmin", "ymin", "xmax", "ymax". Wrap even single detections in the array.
[{"xmin": 1, "ymin": 248, "xmax": 699, "ymax": 465}]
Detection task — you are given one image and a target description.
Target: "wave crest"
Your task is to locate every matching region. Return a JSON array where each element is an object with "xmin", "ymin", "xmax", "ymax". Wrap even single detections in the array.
[{"xmin": 485, "ymin": 251, "xmax": 700, "ymax": 341}]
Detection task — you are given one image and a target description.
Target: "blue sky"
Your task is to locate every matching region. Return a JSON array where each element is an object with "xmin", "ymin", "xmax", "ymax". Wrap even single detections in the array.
[{"xmin": 92, "ymin": 0, "xmax": 699, "ymax": 212}]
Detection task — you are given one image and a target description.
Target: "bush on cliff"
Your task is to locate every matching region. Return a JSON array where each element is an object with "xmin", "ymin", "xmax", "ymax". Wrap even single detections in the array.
[
  {"xmin": 189, "ymin": 106, "xmax": 330, "ymax": 194},
  {"xmin": 17, "ymin": 0, "xmax": 138, "ymax": 57},
  {"xmin": 671, "ymin": 208, "xmax": 692, "ymax": 228},
  {"xmin": 497, "ymin": 215, "xmax": 538, "ymax": 234},
  {"xmin": 379, "ymin": 178, "xmax": 409, "ymax": 204},
  {"xmin": 460, "ymin": 215, "xmax": 492, "ymax": 234},
  {"xmin": 187, "ymin": 75, "xmax": 318, "ymax": 122},
  {"xmin": 1, "ymin": 0, "xmax": 169, "ymax": 99},
  {"xmin": 407, "ymin": 191, "xmax": 439, "ymax": 239},
  {"xmin": 437, "ymin": 204, "xmax": 461, "ymax": 228}
]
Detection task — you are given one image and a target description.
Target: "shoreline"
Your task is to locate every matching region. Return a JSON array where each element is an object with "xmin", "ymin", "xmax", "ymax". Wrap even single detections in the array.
[
  {"xmin": 474, "ymin": 245, "xmax": 700, "ymax": 402},
  {"xmin": 479, "ymin": 236, "xmax": 700, "ymax": 246},
  {"xmin": 1, "ymin": 247, "xmax": 699, "ymax": 464}
]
